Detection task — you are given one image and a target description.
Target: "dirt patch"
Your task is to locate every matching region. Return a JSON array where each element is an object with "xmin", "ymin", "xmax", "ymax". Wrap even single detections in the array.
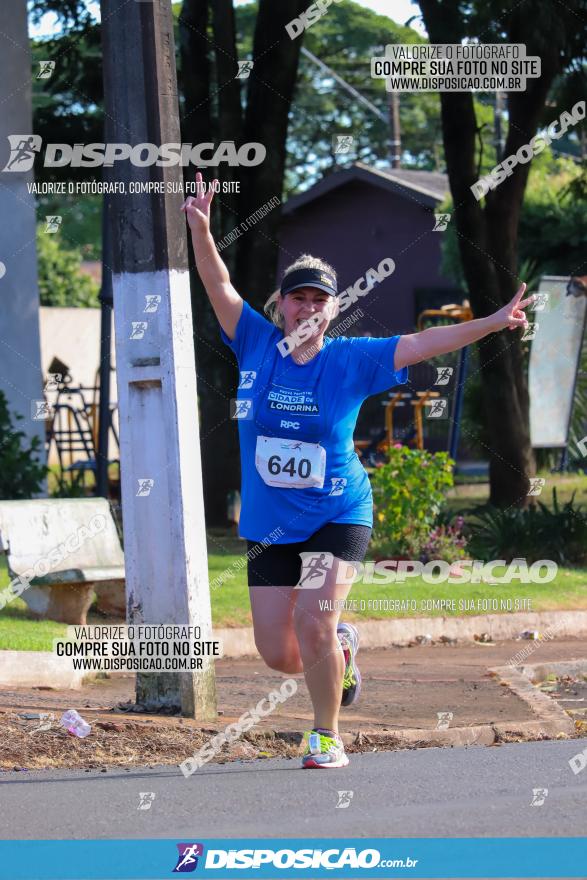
[
  {"xmin": 0, "ymin": 710, "xmax": 457, "ymax": 773},
  {"xmin": 0, "ymin": 710, "xmax": 305, "ymax": 772},
  {"xmin": 2, "ymin": 640, "xmax": 586, "ymax": 771},
  {"xmin": 0, "ymin": 710, "xmax": 498, "ymax": 773},
  {"xmin": 4, "ymin": 709, "xmax": 427, "ymax": 772},
  {"xmin": 538, "ymin": 673, "xmax": 587, "ymax": 739}
]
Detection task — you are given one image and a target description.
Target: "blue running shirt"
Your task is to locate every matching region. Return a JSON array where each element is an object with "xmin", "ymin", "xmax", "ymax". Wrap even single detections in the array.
[{"xmin": 220, "ymin": 301, "xmax": 408, "ymax": 543}]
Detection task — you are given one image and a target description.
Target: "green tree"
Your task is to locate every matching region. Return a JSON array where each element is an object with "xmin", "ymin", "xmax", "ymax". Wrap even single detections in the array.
[
  {"xmin": 0, "ymin": 391, "xmax": 47, "ymax": 499},
  {"xmin": 418, "ymin": 0, "xmax": 586, "ymax": 508},
  {"xmin": 30, "ymin": 7, "xmax": 104, "ymax": 258},
  {"xmin": 29, "ymin": 1, "xmax": 446, "ymax": 250},
  {"xmin": 441, "ymin": 153, "xmax": 587, "ymax": 284},
  {"xmin": 36, "ymin": 230, "xmax": 100, "ymax": 307},
  {"xmin": 258, "ymin": 2, "xmax": 442, "ymax": 190},
  {"xmin": 30, "ymin": 11, "xmax": 103, "ymax": 182}
]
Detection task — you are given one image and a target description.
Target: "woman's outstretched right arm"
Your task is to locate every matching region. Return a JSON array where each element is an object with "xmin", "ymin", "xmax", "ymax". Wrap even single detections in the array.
[{"xmin": 181, "ymin": 171, "xmax": 243, "ymax": 340}]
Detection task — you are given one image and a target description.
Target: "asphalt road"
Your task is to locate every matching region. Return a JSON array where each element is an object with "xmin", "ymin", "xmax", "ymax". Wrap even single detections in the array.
[{"xmin": 1, "ymin": 739, "xmax": 586, "ymax": 840}]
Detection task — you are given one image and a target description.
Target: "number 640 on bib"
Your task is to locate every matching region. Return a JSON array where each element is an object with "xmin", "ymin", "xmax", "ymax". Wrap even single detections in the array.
[{"xmin": 255, "ymin": 436, "xmax": 326, "ymax": 489}]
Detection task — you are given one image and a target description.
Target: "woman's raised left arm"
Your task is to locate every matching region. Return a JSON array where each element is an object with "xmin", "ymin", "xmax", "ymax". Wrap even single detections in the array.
[{"xmin": 394, "ymin": 284, "xmax": 534, "ymax": 370}]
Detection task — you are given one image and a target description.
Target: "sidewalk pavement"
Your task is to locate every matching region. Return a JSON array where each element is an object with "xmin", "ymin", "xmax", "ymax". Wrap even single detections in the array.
[{"xmin": 0, "ymin": 637, "xmax": 585, "ymax": 768}]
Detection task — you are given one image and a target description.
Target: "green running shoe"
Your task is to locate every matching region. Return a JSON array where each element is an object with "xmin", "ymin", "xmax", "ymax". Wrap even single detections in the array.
[
  {"xmin": 338, "ymin": 622, "xmax": 361, "ymax": 707},
  {"xmin": 301, "ymin": 730, "xmax": 349, "ymax": 769}
]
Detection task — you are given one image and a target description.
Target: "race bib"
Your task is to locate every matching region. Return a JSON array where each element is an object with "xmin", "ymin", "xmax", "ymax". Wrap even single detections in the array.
[{"xmin": 255, "ymin": 436, "xmax": 326, "ymax": 489}]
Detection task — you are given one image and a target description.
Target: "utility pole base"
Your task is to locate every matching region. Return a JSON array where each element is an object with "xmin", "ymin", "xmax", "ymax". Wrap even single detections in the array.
[{"xmin": 136, "ymin": 667, "xmax": 217, "ymax": 719}]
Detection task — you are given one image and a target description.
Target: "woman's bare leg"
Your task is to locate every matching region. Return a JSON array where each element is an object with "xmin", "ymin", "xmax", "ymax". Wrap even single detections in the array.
[
  {"xmin": 249, "ymin": 585, "xmax": 303, "ymax": 674},
  {"xmin": 293, "ymin": 558, "xmax": 353, "ymax": 733}
]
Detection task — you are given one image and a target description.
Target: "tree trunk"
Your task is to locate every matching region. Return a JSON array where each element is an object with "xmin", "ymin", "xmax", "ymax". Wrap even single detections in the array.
[
  {"xmin": 179, "ymin": 0, "xmax": 239, "ymax": 526},
  {"xmin": 437, "ymin": 87, "xmax": 535, "ymax": 506},
  {"xmin": 210, "ymin": 0, "xmax": 242, "ymax": 248},
  {"xmin": 235, "ymin": 0, "xmax": 308, "ymax": 305},
  {"xmin": 418, "ymin": 0, "xmax": 564, "ymax": 507}
]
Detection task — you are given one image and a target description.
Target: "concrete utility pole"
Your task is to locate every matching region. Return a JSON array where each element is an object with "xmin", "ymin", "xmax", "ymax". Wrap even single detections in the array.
[
  {"xmin": 0, "ymin": 2, "xmax": 46, "ymax": 472},
  {"xmin": 101, "ymin": 0, "xmax": 217, "ymax": 718}
]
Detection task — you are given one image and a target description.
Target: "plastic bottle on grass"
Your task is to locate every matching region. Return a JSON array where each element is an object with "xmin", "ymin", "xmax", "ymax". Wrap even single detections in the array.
[{"xmin": 60, "ymin": 710, "xmax": 91, "ymax": 738}]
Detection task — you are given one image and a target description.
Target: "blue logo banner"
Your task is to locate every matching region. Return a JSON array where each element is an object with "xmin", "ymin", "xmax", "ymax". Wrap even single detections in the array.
[{"xmin": 0, "ymin": 838, "xmax": 586, "ymax": 879}]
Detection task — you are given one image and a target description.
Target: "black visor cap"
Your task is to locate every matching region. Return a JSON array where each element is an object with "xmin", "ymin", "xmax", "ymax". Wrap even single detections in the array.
[{"xmin": 280, "ymin": 267, "xmax": 337, "ymax": 297}]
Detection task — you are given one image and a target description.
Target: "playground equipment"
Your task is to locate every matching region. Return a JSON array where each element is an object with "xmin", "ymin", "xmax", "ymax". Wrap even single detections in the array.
[
  {"xmin": 355, "ymin": 301, "xmax": 473, "ymax": 463},
  {"xmin": 378, "ymin": 389, "xmax": 443, "ymax": 453},
  {"xmin": 45, "ymin": 363, "xmax": 120, "ymax": 495}
]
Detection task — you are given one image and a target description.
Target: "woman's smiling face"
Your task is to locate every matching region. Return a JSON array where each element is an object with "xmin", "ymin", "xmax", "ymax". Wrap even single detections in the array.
[{"xmin": 279, "ymin": 287, "xmax": 338, "ymax": 339}]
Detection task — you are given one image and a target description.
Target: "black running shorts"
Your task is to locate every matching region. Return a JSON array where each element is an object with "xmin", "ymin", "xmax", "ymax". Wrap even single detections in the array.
[{"xmin": 246, "ymin": 522, "xmax": 372, "ymax": 587}]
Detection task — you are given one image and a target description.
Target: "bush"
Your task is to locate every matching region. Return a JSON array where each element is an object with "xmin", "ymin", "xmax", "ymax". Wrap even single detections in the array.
[
  {"xmin": 370, "ymin": 446, "xmax": 454, "ymax": 557},
  {"xmin": 420, "ymin": 516, "xmax": 469, "ymax": 564},
  {"xmin": 467, "ymin": 488, "xmax": 587, "ymax": 566},
  {"xmin": 36, "ymin": 229, "xmax": 100, "ymax": 307},
  {"xmin": 0, "ymin": 391, "xmax": 47, "ymax": 498}
]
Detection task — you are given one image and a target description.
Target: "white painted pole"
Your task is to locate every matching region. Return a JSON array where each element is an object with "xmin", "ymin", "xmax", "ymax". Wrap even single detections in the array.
[{"xmin": 101, "ymin": 0, "xmax": 216, "ymax": 718}]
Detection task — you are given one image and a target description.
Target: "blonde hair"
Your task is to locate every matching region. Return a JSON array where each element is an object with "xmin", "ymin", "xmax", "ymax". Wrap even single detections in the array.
[{"xmin": 264, "ymin": 254, "xmax": 338, "ymax": 330}]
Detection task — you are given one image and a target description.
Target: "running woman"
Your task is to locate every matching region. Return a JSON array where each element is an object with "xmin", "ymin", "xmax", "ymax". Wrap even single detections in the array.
[{"xmin": 182, "ymin": 173, "xmax": 533, "ymax": 769}]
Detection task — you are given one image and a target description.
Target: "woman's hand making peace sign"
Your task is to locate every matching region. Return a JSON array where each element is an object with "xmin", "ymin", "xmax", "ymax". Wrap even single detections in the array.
[
  {"xmin": 181, "ymin": 171, "xmax": 218, "ymax": 235},
  {"xmin": 180, "ymin": 171, "xmax": 243, "ymax": 341},
  {"xmin": 489, "ymin": 283, "xmax": 536, "ymax": 332},
  {"xmin": 394, "ymin": 282, "xmax": 538, "ymax": 370}
]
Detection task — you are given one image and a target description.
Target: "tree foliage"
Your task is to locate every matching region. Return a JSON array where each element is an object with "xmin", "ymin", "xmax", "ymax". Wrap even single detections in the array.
[
  {"xmin": 441, "ymin": 153, "xmax": 587, "ymax": 285},
  {"xmin": 0, "ymin": 391, "xmax": 47, "ymax": 499},
  {"xmin": 418, "ymin": 0, "xmax": 586, "ymax": 507},
  {"xmin": 31, "ymin": 19, "xmax": 103, "ymax": 183},
  {"xmin": 31, "ymin": 1, "xmax": 445, "ymax": 193},
  {"xmin": 36, "ymin": 229, "xmax": 100, "ymax": 307}
]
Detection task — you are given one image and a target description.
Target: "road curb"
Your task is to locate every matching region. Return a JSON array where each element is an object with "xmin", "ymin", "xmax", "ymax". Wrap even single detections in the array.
[
  {"xmin": 0, "ymin": 658, "xmax": 582, "ymax": 770},
  {"xmin": 519, "ymin": 658, "xmax": 587, "ymax": 684},
  {"xmin": 216, "ymin": 609, "xmax": 587, "ymax": 658},
  {"xmin": 338, "ymin": 724, "xmax": 497, "ymax": 749},
  {"xmin": 264, "ymin": 660, "xmax": 583, "ymax": 752},
  {"xmin": 266, "ymin": 718, "xmax": 570, "ymax": 753},
  {"xmin": 0, "ymin": 650, "xmax": 84, "ymax": 689},
  {"xmin": 490, "ymin": 664, "xmax": 577, "ymax": 734}
]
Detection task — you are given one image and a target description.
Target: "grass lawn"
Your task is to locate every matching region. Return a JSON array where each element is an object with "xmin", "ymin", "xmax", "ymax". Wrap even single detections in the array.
[
  {"xmin": 1, "ymin": 472, "xmax": 585, "ymax": 650},
  {"xmin": 1, "ymin": 562, "xmax": 585, "ymax": 651},
  {"xmin": 445, "ymin": 472, "xmax": 587, "ymax": 513},
  {"xmin": 0, "ymin": 600, "xmax": 69, "ymax": 652},
  {"xmin": 47, "ymin": 463, "xmax": 120, "ymax": 497}
]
